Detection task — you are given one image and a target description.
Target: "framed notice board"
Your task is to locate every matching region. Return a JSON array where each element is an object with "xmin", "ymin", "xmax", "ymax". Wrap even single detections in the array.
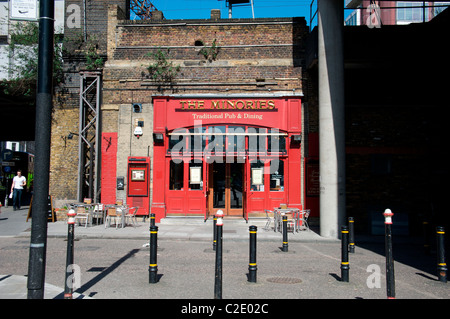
[{"xmin": 26, "ymin": 195, "xmax": 55, "ymax": 223}]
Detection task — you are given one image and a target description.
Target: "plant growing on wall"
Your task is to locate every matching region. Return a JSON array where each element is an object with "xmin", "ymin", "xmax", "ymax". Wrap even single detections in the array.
[
  {"xmin": 0, "ymin": 21, "xmax": 64, "ymax": 98},
  {"xmin": 145, "ymin": 48, "xmax": 181, "ymax": 83},
  {"xmin": 66, "ymin": 32, "xmax": 104, "ymax": 70},
  {"xmin": 199, "ymin": 39, "xmax": 219, "ymax": 62}
]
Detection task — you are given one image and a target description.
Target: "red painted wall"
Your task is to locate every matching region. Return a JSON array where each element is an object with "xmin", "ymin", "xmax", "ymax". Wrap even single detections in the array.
[
  {"xmin": 152, "ymin": 96, "xmax": 306, "ymax": 222},
  {"xmin": 101, "ymin": 132, "xmax": 118, "ymax": 205}
]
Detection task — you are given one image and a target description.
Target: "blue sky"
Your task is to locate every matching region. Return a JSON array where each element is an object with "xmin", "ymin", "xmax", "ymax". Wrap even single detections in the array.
[{"xmin": 143, "ymin": 0, "xmax": 318, "ymax": 26}]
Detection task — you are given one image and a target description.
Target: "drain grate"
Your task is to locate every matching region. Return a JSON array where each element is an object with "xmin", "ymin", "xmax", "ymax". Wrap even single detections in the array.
[{"xmin": 267, "ymin": 277, "xmax": 302, "ymax": 284}]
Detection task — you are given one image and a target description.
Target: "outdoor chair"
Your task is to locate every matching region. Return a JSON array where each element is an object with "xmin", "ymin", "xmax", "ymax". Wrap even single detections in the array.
[
  {"xmin": 298, "ymin": 209, "xmax": 311, "ymax": 231},
  {"xmin": 92, "ymin": 204, "xmax": 105, "ymax": 225},
  {"xmin": 75, "ymin": 206, "xmax": 91, "ymax": 228},
  {"xmin": 264, "ymin": 209, "xmax": 275, "ymax": 231},
  {"xmin": 124, "ymin": 207, "xmax": 139, "ymax": 228},
  {"xmin": 105, "ymin": 207, "xmax": 123, "ymax": 229}
]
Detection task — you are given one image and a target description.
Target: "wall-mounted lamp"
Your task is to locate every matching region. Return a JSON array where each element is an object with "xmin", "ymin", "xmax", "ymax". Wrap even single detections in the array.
[
  {"xmin": 153, "ymin": 132, "xmax": 164, "ymax": 144},
  {"xmin": 291, "ymin": 134, "xmax": 302, "ymax": 144},
  {"xmin": 67, "ymin": 132, "xmax": 79, "ymax": 140}
]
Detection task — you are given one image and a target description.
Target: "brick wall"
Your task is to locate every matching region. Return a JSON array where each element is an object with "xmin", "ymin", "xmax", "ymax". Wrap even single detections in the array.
[{"xmin": 50, "ymin": 3, "xmax": 309, "ymax": 207}]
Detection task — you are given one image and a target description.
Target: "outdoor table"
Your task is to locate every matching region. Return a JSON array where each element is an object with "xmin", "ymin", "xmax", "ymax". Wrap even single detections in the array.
[
  {"xmin": 67, "ymin": 203, "xmax": 96, "ymax": 227},
  {"xmin": 105, "ymin": 204, "xmax": 128, "ymax": 228},
  {"xmin": 273, "ymin": 207, "xmax": 300, "ymax": 233}
]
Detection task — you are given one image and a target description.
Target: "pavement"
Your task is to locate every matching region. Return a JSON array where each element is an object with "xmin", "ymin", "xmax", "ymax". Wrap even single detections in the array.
[{"xmin": 0, "ymin": 204, "xmax": 448, "ymax": 302}]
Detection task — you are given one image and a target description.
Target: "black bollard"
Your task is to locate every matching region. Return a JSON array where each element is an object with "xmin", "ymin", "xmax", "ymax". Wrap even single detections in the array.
[
  {"xmin": 64, "ymin": 209, "xmax": 76, "ymax": 299},
  {"xmin": 150, "ymin": 213, "xmax": 155, "ymax": 227},
  {"xmin": 213, "ymin": 215, "xmax": 217, "ymax": 251},
  {"xmin": 149, "ymin": 225, "xmax": 158, "ymax": 284},
  {"xmin": 348, "ymin": 217, "xmax": 355, "ymax": 253},
  {"xmin": 383, "ymin": 209, "xmax": 395, "ymax": 299},
  {"xmin": 282, "ymin": 215, "xmax": 288, "ymax": 252},
  {"xmin": 340, "ymin": 225, "xmax": 349, "ymax": 282},
  {"xmin": 214, "ymin": 211, "xmax": 223, "ymax": 299},
  {"xmin": 248, "ymin": 225, "xmax": 257, "ymax": 283},
  {"xmin": 436, "ymin": 226, "xmax": 447, "ymax": 283}
]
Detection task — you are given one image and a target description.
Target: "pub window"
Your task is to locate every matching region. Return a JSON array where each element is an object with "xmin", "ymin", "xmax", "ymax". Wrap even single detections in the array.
[
  {"xmin": 169, "ymin": 160, "xmax": 184, "ymax": 190},
  {"xmin": 189, "ymin": 127, "xmax": 206, "ymax": 151},
  {"xmin": 248, "ymin": 127, "xmax": 266, "ymax": 152},
  {"xmin": 189, "ymin": 162, "xmax": 203, "ymax": 190},
  {"xmin": 250, "ymin": 160, "xmax": 265, "ymax": 191},
  {"xmin": 169, "ymin": 128, "xmax": 187, "ymax": 154},
  {"xmin": 268, "ymin": 129, "xmax": 286, "ymax": 153},
  {"xmin": 206, "ymin": 126, "xmax": 226, "ymax": 153},
  {"xmin": 270, "ymin": 159, "xmax": 284, "ymax": 191},
  {"xmin": 227, "ymin": 126, "xmax": 245, "ymax": 153}
]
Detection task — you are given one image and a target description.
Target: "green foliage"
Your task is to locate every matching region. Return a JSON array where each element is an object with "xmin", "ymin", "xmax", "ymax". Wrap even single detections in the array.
[
  {"xmin": 145, "ymin": 48, "xmax": 180, "ymax": 83},
  {"xmin": 0, "ymin": 21, "xmax": 64, "ymax": 98},
  {"xmin": 67, "ymin": 32, "xmax": 104, "ymax": 70},
  {"xmin": 199, "ymin": 39, "xmax": 219, "ymax": 62}
]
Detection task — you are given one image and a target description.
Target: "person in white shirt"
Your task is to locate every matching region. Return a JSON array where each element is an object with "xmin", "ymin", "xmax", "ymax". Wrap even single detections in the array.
[{"xmin": 11, "ymin": 170, "xmax": 26, "ymax": 211}]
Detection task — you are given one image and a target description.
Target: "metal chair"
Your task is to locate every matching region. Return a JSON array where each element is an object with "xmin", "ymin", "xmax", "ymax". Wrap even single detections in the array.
[
  {"xmin": 75, "ymin": 206, "xmax": 91, "ymax": 228},
  {"xmin": 298, "ymin": 209, "xmax": 311, "ymax": 231},
  {"xmin": 124, "ymin": 207, "xmax": 138, "ymax": 228},
  {"xmin": 92, "ymin": 204, "xmax": 105, "ymax": 225},
  {"xmin": 105, "ymin": 207, "xmax": 123, "ymax": 229},
  {"xmin": 264, "ymin": 209, "xmax": 275, "ymax": 231}
]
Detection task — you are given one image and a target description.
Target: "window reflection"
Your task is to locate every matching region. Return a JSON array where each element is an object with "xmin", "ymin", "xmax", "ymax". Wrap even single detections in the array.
[
  {"xmin": 206, "ymin": 126, "xmax": 226, "ymax": 153},
  {"xmin": 248, "ymin": 127, "xmax": 266, "ymax": 152},
  {"xmin": 227, "ymin": 126, "xmax": 245, "ymax": 153},
  {"xmin": 270, "ymin": 159, "xmax": 284, "ymax": 191},
  {"xmin": 268, "ymin": 129, "xmax": 286, "ymax": 153}
]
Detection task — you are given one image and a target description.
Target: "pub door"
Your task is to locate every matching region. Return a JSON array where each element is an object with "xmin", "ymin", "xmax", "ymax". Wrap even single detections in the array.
[{"xmin": 208, "ymin": 162, "xmax": 244, "ymax": 217}]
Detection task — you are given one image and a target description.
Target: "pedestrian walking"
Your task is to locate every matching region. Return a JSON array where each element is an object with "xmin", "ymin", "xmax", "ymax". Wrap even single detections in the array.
[{"xmin": 11, "ymin": 170, "xmax": 26, "ymax": 211}]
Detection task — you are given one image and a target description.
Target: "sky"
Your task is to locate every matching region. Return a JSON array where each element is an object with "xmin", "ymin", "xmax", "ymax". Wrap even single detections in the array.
[{"xmin": 140, "ymin": 0, "xmax": 319, "ymax": 27}]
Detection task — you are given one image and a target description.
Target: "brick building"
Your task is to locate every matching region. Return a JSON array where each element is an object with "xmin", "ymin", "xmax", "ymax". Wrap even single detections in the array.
[
  {"xmin": 50, "ymin": 1, "xmax": 449, "ymax": 235},
  {"xmin": 50, "ymin": 1, "xmax": 315, "ymax": 223}
]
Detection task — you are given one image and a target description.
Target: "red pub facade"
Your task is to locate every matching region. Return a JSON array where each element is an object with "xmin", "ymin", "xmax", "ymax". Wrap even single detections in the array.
[{"xmin": 151, "ymin": 95, "xmax": 305, "ymax": 222}]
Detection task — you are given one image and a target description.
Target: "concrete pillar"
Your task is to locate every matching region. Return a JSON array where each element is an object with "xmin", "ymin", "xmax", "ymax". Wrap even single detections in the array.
[{"xmin": 318, "ymin": 0, "xmax": 346, "ymax": 239}]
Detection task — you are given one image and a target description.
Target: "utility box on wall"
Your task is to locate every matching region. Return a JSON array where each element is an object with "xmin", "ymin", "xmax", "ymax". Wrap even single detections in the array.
[{"xmin": 127, "ymin": 156, "xmax": 150, "ymax": 216}]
